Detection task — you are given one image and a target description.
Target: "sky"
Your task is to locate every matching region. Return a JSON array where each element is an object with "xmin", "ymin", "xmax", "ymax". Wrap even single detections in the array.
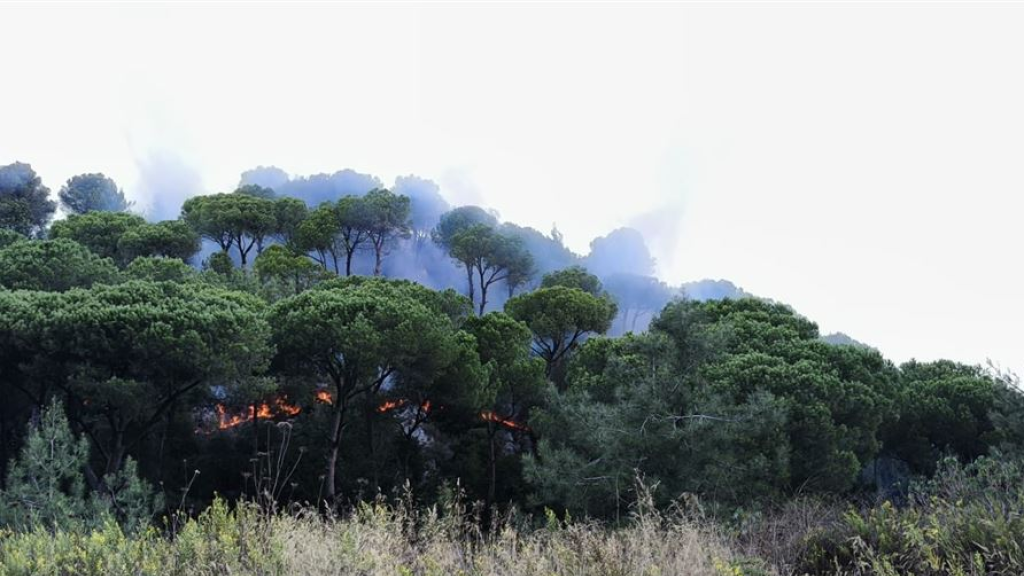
[{"xmin": 0, "ymin": 2, "xmax": 1021, "ymax": 375}]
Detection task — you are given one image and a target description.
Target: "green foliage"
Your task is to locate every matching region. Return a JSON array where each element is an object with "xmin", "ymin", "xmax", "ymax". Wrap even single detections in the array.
[
  {"xmin": 124, "ymin": 256, "xmax": 198, "ymax": 282},
  {"xmin": 0, "ymin": 162, "xmax": 56, "ymax": 237},
  {"xmin": 292, "ymin": 199, "xmax": 368, "ymax": 274},
  {"xmin": 0, "ymin": 399, "xmax": 160, "ymax": 535},
  {"xmin": 0, "ymin": 281, "xmax": 271, "ymax": 479},
  {"xmin": 273, "ymin": 196, "xmax": 308, "ymax": 247},
  {"xmin": 798, "ymin": 456, "xmax": 1024, "ymax": 575},
  {"xmin": 269, "ymin": 278, "xmax": 479, "ymax": 498},
  {"xmin": 253, "ymin": 244, "xmax": 327, "ymax": 298},
  {"xmin": 0, "ymin": 238, "xmax": 119, "ymax": 291},
  {"xmin": 362, "ymin": 188, "xmax": 412, "ymax": 276},
  {"xmin": 118, "ymin": 219, "xmax": 200, "ymax": 262},
  {"xmin": 0, "ymin": 228, "xmax": 26, "ymax": 249},
  {"xmin": 49, "ymin": 211, "xmax": 147, "ymax": 263},
  {"xmin": 464, "ymin": 311, "xmax": 547, "ymax": 422},
  {"xmin": 57, "ymin": 173, "xmax": 132, "ymax": 214},
  {"xmin": 204, "ymin": 250, "xmax": 234, "ymax": 275},
  {"xmin": 883, "ymin": 360, "xmax": 997, "ymax": 474},
  {"xmin": 541, "ymin": 265, "xmax": 603, "ymax": 296},
  {"xmin": 181, "ymin": 193, "xmax": 276, "ymax": 266},
  {"xmin": 656, "ymin": 298, "xmax": 897, "ymax": 493},
  {"xmin": 505, "ymin": 285, "xmax": 616, "ymax": 380},
  {"xmin": 0, "ymin": 399, "xmax": 94, "ymax": 532},
  {"xmin": 526, "ymin": 333, "xmax": 790, "ymax": 516},
  {"xmin": 990, "ymin": 370, "xmax": 1024, "ymax": 458},
  {"xmin": 450, "ymin": 224, "xmax": 534, "ymax": 313},
  {"xmin": 431, "ymin": 205, "xmax": 498, "ymax": 251}
]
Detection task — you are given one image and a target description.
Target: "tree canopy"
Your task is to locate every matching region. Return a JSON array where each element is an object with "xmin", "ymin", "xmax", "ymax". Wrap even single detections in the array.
[
  {"xmin": 0, "ymin": 238, "xmax": 119, "ymax": 291},
  {"xmin": 0, "ymin": 162, "xmax": 56, "ymax": 237},
  {"xmin": 58, "ymin": 173, "xmax": 132, "ymax": 214},
  {"xmin": 505, "ymin": 286, "xmax": 617, "ymax": 382}
]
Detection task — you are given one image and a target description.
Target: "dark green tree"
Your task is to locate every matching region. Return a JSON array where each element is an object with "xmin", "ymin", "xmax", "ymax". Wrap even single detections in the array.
[
  {"xmin": 882, "ymin": 360, "xmax": 997, "ymax": 474},
  {"xmin": 362, "ymin": 188, "xmax": 412, "ymax": 276},
  {"xmin": 117, "ymin": 220, "xmax": 201, "ymax": 262},
  {"xmin": 464, "ymin": 312, "xmax": 546, "ymax": 508},
  {"xmin": 0, "ymin": 228, "xmax": 25, "ymax": 249},
  {"xmin": 450, "ymin": 224, "xmax": 534, "ymax": 315},
  {"xmin": 58, "ymin": 173, "xmax": 132, "ymax": 214},
  {"xmin": 0, "ymin": 399, "xmax": 160, "ymax": 533},
  {"xmin": 0, "ymin": 238, "xmax": 119, "ymax": 291},
  {"xmin": 181, "ymin": 193, "xmax": 276, "ymax": 266},
  {"xmin": 124, "ymin": 256, "xmax": 198, "ymax": 282},
  {"xmin": 49, "ymin": 211, "xmax": 147, "ymax": 264},
  {"xmin": 294, "ymin": 203, "xmax": 346, "ymax": 274},
  {"xmin": 526, "ymin": 333, "xmax": 789, "ymax": 518},
  {"xmin": 541, "ymin": 265, "xmax": 603, "ymax": 296},
  {"xmin": 273, "ymin": 196, "xmax": 308, "ymax": 248},
  {"xmin": 335, "ymin": 195, "xmax": 372, "ymax": 275},
  {"xmin": 505, "ymin": 286, "xmax": 617, "ymax": 381},
  {"xmin": 654, "ymin": 298, "xmax": 897, "ymax": 493},
  {"xmin": 268, "ymin": 280, "xmax": 477, "ymax": 501},
  {"xmin": 254, "ymin": 244, "xmax": 327, "ymax": 298},
  {"xmin": 0, "ymin": 162, "xmax": 56, "ymax": 237},
  {"xmin": 0, "ymin": 282, "xmax": 271, "ymax": 484},
  {"xmin": 433, "ymin": 206, "xmax": 499, "ymax": 303}
]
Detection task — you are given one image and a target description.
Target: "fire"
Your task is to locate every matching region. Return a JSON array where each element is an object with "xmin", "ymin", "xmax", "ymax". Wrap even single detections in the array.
[
  {"xmin": 480, "ymin": 410, "xmax": 530, "ymax": 432},
  {"xmin": 216, "ymin": 396, "xmax": 302, "ymax": 430},
  {"xmin": 315, "ymin": 390, "xmax": 333, "ymax": 405},
  {"xmin": 420, "ymin": 400, "xmax": 431, "ymax": 413},
  {"xmin": 376, "ymin": 399, "xmax": 406, "ymax": 414}
]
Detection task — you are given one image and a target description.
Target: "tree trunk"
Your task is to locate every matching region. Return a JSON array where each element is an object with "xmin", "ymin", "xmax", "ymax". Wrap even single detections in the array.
[
  {"xmin": 477, "ymin": 267, "xmax": 488, "ymax": 315},
  {"xmin": 252, "ymin": 403, "xmax": 259, "ymax": 458},
  {"xmin": 345, "ymin": 248, "xmax": 354, "ymax": 276},
  {"xmin": 487, "ymin": 427, "xmax": 497, "ymax": 509},
  {"xmin": 323, "ymin": 402, "xmax": 346, "ymax": 503},
  {"xmin": 106, "ymin": 429, "xmax": 125, "ymax": 476},
  {"xmin": 366, "ymin": 402, "xmax": 378, "ymax": 488},
  {"xmin": 465, "ymin": 264, "xmax": 475, "ymax": 311},
  {"xmin": 373, "ymin": 247, "xmax": 383, "ymax": 276}
]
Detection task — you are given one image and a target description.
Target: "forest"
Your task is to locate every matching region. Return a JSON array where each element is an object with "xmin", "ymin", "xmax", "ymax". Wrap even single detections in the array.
[{"xmin": 0, "ymin": 161, "xmax": 1022, "ymax": 575}]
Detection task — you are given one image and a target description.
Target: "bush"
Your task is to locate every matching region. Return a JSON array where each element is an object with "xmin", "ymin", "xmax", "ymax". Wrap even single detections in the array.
[{"xmin": 796, "ymin": 456, "xmax": 1024, "ymax": 575}]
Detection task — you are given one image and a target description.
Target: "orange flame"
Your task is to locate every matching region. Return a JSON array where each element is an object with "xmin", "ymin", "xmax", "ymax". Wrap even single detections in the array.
[
  {"xmin": 315, "ymin": 390, "xmax": 333, "ymax": 405},
  {"xmin": 216, "ymin": 396, "xmax": 302, "ymax": 430},
  {"xmin": 376, "ymin": 399, "xmax": 406, "ymax": 414},
  {"xmin": 480, "ymin": 410, "xmax": 530, "ymax": 432},
  {"xmin": 420, "ymin": 400, "xmax": 431, "ymax": 413}
]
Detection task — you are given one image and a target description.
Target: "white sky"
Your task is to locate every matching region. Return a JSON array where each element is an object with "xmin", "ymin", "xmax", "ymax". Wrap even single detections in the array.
[{"xmin": 1, "ymin": 2, "xmax": 1021, "ymax": 375}]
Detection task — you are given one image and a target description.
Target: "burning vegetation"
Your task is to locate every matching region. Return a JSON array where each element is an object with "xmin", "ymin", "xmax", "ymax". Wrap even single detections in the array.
[
  {"xmin": 207, "ymin": 391, "xmax": 527, "ymax": 434},
  {"xmin": 480, "ymin": 410, "xmax": 531, "ymax": 432},
  {"xmin": 214, "ymin": 396, "xmax": 302, "ymax": 431}
]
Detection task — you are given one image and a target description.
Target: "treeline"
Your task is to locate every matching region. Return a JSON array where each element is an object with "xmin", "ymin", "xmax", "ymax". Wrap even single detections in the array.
[{"xmin": 0, "ymin": 159, "xmax": 1022, "ymax": 537}]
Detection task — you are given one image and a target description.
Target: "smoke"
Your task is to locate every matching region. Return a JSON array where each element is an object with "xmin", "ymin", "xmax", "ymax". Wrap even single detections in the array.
[
  {"xmin": 680, "ymin": 279, "xmax": 753, "ymax": 301},
  {"xmin": 393, "ymin": 175, "xmax": 450, "ymax": 235},
  {"xmin": 239, "ymin": 166, "xmax": 290, "ymax": 191},
  {"xmin": 271, "ymin": 169, "xmax": 382, "ymax": 207},
  {"xmin": 133, "ymin": 151, "xmax": 205, "ymax": 222},
  {"xmin": 584, "ymin": 227, "xmax": 656, "ymax": 278},
  {"xmin": 628, "ymin": 203, "xmax": 684, "ymax": 270}
]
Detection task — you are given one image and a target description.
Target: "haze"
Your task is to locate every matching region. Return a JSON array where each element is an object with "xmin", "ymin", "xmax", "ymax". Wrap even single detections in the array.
[{"xmin": 1, "ymin": 2, "xmax": 1021, "ymax": 375}]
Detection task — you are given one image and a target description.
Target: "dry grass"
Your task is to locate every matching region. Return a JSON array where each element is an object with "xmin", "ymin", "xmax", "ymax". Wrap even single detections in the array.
[
  {"xmin": 275, "ymin": 502, "xmax": 747, "ymax": 576},
  {"xmin": 0, "ymin": 490, "xmax": 759, "ymax": 576}
]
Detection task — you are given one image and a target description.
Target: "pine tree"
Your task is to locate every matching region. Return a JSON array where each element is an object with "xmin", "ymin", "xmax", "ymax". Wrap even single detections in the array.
[{"xmin": 0, "ymin": 399, "xmax": 92, "ymax": 531}]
